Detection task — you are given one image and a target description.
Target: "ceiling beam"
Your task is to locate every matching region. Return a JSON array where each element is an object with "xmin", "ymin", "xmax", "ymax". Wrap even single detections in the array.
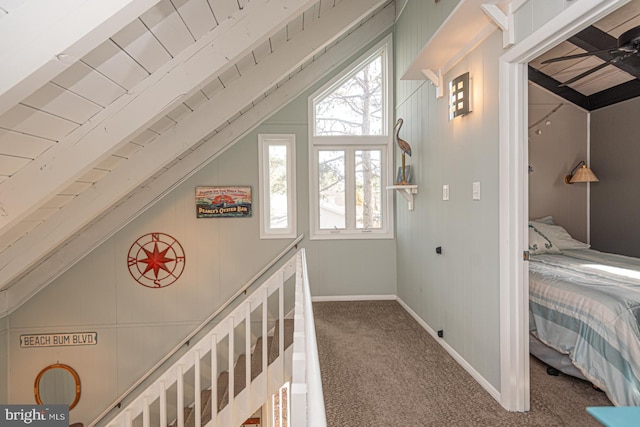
[
  {"xmin": 0, "ymin": 0, "xmax": 162, "ymax": 117},
  {"xmin": 568, "ymin": 25, "xmax": 640, "ymax": 80},
  {"xmin": 0, "ymin": 0, "xmax": 317, "ymax": 243},
  {"xmin": 528, "ymin": 66, "xmax": 591, "ymax": 110},
  {"xmin": 0, "ymin": 1, "xmax": 395, "ymax": 315}
]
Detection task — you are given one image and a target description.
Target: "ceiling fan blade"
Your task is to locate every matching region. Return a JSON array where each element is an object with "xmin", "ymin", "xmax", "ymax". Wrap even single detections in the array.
[
  {"xmin": 541, "ymin": 48, "xmax": 618, "ymax": 64},
  {"xmin": 558, "ymin": 61, "xmax": 612, "ymax": 87}
]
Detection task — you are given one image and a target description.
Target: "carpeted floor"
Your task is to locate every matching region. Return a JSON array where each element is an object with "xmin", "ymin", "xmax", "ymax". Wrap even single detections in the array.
[{"xmin": 314, "ymin": 300, "xmax": 612, "ymax": 427}]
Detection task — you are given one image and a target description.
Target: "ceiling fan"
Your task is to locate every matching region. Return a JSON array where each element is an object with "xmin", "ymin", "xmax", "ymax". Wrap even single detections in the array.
[{"xmin": 541, "ymin": 25, "xmax": 640, "ymax": 87}]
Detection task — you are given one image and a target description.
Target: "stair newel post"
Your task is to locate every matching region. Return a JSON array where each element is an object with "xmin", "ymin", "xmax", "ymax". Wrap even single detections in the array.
[
  {"xmin": 210, "ymin": 333, "xmax": 218, "ymax": 426},
  {"xmin": 142, "ymin": 396, "xmax": 150, "ymax": 427},
  {"xmin": 194, "ymin": 349, "xmax": 201, "ymax": 427},
  {"xmin": 245, "ymin": 303, "xmax": 251, "ymax": 403},
  {"xmin": 159, "ymin": 380, "xmax": 167, "ymax": 427},
  {"xmin": 228, "ymin": 317, "xmax": 235, "ymax": 415},
  {"xmin": 177, "ymin": 364, "xmax": 184, "ymax": 427}
]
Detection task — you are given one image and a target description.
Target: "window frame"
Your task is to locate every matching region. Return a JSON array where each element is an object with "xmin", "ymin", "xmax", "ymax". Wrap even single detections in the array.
[
  {"xmin": 308, "ymin": 35, "xmax": 394, "ymax": 240},
  {"xmin": 258, "ymin": 134, "xmax": 297, "ymax": 239}
]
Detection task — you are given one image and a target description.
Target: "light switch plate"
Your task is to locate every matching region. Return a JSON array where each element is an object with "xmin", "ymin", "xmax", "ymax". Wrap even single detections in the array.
[
  {"xmin": 472, "ymin": 182, "xmax": 480, "ymax": 200},
  {"xmin": 443, "ymin": 184, "xmax": 449, "ymax": 201}
]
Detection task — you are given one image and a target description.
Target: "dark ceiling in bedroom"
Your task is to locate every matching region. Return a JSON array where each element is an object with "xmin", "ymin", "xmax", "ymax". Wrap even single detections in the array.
[{"xmin": 528, "ymin": 0, "xmax": 640, "ymax": 111}]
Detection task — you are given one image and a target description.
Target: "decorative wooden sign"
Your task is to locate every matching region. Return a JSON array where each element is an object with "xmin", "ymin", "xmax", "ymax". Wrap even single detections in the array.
[
  {"xmin": 195, "ymin": 186, "xmax": 252, "ymax": 218},
  {"xmin": 127, "ymin": 232, "xmax": 185, "ymax": 288},
  {"xmin": 20, "ymin": 332, "xmax": 98, "ymax": 348}
]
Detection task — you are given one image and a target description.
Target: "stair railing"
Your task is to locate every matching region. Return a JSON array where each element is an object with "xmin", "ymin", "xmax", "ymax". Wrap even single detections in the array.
[
  {"xmin": 91, "ymin": 235, "xmax": 305, "ymax": 427},
  {"xmin": 290, "ymin": 249, "xmax": 327, "ymax": 427}
]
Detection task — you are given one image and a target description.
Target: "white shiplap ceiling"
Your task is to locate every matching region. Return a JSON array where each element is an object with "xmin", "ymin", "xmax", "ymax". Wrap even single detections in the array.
[{"xmin": 0, "ymin": 0, "xmax": 396, "ymax": 315}]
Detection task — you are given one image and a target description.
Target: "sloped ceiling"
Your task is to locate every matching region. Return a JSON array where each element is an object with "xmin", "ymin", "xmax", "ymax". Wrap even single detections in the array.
[
  {"xmin": 529, "ymin": 0, "xmax": 640, "ymax": 110},
  {"xmin": 0, "ymin": 0, "xmax": 396, "ymax": 316}
]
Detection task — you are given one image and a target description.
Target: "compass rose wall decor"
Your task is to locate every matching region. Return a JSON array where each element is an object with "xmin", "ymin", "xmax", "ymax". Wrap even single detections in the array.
[{"xmin": 127, "ymin": 232, "xmax": 186, "ymax": 288}]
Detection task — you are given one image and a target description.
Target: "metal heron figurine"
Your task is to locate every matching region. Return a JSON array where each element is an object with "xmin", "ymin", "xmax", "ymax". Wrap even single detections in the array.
[{"xmin": 394, "ymin": 118, "xmax": 412, "ymax": 184}]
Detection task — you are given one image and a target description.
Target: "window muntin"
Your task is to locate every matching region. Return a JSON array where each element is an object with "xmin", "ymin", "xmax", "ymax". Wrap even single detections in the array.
[
  {"xmin": 309, "ymin": 35, "xmax": 393, "ymax": 240},
  {"xmin": 355, "ymin": 149, "xmax": 382, "ymax": 229},
  {"xmin": 259, "ymin": 134, "xmax": 296, "ymax": 239}
]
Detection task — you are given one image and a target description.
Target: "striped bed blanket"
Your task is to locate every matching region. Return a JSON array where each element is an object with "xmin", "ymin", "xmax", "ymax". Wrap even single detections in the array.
[{"xmin": 529, "ymin": 249, "xmax": 640, "ymax": 406}]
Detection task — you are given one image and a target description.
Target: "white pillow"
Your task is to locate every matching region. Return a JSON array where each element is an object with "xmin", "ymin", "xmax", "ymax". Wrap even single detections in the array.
[
  {"xmin": 529, "ymin": 221, "xmax": 590, "ymax": 250},
  {"xmin": 529, "ymin": 224, "xmax": 561, "ymax": 255},
  {"xmin": 531, "ymin": 215, "xmax": 555, "ymax": 225}
]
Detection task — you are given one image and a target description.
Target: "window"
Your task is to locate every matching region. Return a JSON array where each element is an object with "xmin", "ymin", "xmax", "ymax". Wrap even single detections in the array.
[
  {"xmin": 309, "ymin": 35, "xmax": 393, "ymax": 239},
  {"xmin": 259, "ymin": 134, "xmax": 296, "ymax": 239}
]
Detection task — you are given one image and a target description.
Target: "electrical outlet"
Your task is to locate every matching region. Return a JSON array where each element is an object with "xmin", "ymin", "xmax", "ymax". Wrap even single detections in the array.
[
  {"xmin": 472, "ymin": 181, "xmax": 481, "ymax": 200},
  {"xmin": 442, "ymin": 184, "xmax": 449, "ymax": 201}
]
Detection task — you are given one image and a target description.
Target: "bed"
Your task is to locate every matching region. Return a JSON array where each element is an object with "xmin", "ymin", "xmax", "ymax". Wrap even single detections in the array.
[{"xmin": 528, "ymin": 219, "xmax": 640, "ymax": 407}]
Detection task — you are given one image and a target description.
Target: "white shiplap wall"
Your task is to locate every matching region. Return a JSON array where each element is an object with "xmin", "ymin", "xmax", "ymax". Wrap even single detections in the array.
[{"xmin": 394, "ymin": 0, "xmax": 502, "ymax": 392}]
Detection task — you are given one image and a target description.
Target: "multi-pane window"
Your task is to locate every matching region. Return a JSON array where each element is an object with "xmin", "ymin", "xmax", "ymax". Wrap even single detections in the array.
[
  {"xmin": 258, "ymin": 134, "xmax": 296, "ymax": 239},
  {"xmin": 309, "ymin": 35, "xmax": 393, "ymax": 239}
]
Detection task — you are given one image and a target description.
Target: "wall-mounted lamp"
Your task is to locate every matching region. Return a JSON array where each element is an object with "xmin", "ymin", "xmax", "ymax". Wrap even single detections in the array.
[
  {"xmin": 565, "ymin": 161, "xmax": 599, "ymax": 184},
  {"xmin": 449, "ymin": 72, "xmax": 472, "ymax": 120}
]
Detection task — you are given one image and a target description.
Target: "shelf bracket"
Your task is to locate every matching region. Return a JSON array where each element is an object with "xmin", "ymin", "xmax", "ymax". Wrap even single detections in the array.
[
  {"xmin": 387, "ymin": 185, "xmax": 419, "ymax": 211},
  {"xmin": 421, "ymin": 69, "xmax": 444, "ymax": 98},
  {"xmin": 480, "ymin": 3, "xmax": 514, "ymax": 48}
]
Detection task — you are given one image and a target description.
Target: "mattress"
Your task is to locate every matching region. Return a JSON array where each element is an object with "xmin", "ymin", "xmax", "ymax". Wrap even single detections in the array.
[{"xmin": 529, "ymin": 249, "xmax": 640, "ymax": 406}]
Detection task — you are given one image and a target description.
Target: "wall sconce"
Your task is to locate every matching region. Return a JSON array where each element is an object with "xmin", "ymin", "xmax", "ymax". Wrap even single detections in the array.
[
  {"xmin": 565, "ymin": 161, "xmax": 599, "ymax": 184},
  {"xmin": 449, "ymin": 72, "xmax": 472, "ymax": 120}
]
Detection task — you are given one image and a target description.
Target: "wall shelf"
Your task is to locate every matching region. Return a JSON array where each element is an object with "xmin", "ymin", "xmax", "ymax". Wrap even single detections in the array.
[
  {"xmin": 387, "ymin": 185, "xmax": 418, "ymax": 210},
  {"xmin": 400, "ymin": 0, "xmax": 509, "ymax": 95}
]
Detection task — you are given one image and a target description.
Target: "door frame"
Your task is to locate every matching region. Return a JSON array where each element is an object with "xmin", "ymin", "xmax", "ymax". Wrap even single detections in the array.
[{"xmin": 498, "ymin": 0, "xmax": 630, "ymax": 411}]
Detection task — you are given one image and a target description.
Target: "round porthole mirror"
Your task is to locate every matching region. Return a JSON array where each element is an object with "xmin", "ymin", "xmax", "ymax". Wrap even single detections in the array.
[{"xmin": 34, "ymin": 363, "xmax": 81, "ymax": 410}]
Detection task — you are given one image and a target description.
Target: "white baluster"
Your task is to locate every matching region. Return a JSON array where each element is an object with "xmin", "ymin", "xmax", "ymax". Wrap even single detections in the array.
[
  {"xmin": 194, "ymin": 349, "xmax": 201, "ymax": 427},
  {"xmin": 177, "ymin": 364, "xmax": 184, "ymax": 427},
  {"xmin": 210, "ymin": 333, "xmax": 218, "ymax": 427},
  {"xmin": 159, "ymin": 380, "xmax": 167, "ymax": 427}
]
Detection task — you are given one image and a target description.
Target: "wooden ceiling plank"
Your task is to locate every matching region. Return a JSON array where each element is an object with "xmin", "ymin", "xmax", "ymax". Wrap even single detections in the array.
[
  {"xmin": 111, "ymin": 18, "xmax": 173, "ymax": 73},
  {"xmin": 22, "ymin": 82, "xmax": 103, "ymax": 124},
  {"xmin": 114, "ymin": 141, "xmax": 145, "ymax": 159},
  {"xmin": 0, "ymin": 0, "xmax": 393, "ymax": 306},
  {"xmin": 77, "ymin": 168, "xmax": 109, "ymax": 183},
  {"xmin": 140, "ymin": 0, "xmax": 195, "ymax": 57},
  {"xmin": 235, "ymin": 53, "xmax": 257, "ymax": 76},
  {"xmin": 0, "ymin": 129, "xmax": 54, "ymax": 158},
  {"xmin": 270, "ymin": 27, "xmax": 288, "ymax": 52},
  {"xmin": 571, "ymin": 66, "xmax": 634, "ymax": 95},
  {"xmin": 52, "ymin": 61, "xmax": 127, "ymax": 107},
  {"xmin": 201, "ymin": 78, "xmax": 224, "ymax": 98},
  {"xmin": 593, "ymin": 0, "xmax": 640, "ymax": 34},
  {"xmin": 208, "ymin": 0, "xmax": 240, "ymax": 23},
  {"xmin": 166, "ymin": 103, "xmax": 193, "ymax": 122},
  {"xmin": 59, "ymin": 181, "xmax": 93, "ymax": 196},
  {"xmin": 252, "ymin": 39, "xmax": 272, "ymax": 64},
  {"xmin": 0, "ymin": 154, "xmax": 30, "ymax": 176},
  {"xmin": 0, "ymin": 104, "xmax": 78, "ymax": 140},
  {"xmin": 0, "ymin": 0, "xmax": 318, "ymax": 242},
  {"xmin": 82, "ymin": 40, "xmax": 150, "ymax": 90},
  {"xmin": 172, "ymin": 0, "xmax": 217, "ymax": 40},
  {"xmin": 0, "ymin": 0, "xmax": 162, "ymax": 117}
]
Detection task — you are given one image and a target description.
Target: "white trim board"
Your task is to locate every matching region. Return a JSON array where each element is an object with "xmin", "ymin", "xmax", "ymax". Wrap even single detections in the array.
[
  {"xmin": 311, "ymin": 294, "xmax": 396, "ymax": 302},
  {"xmin": 396, "ymin": 297, "xmax": 501, "ymax": 402},
  {"xmin": 498, "ymin": 0, "xmax": 630, "ymax": 412}
]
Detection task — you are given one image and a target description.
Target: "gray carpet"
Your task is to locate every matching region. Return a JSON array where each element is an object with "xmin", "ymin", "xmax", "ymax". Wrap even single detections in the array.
[{"xmin": 314, "ymin": 300, "xmax": 612, "ymax": 427}]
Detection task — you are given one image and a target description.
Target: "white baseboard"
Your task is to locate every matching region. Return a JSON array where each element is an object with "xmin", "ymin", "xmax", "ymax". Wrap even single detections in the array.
[
  {"xmin": 395, "ymin": 296, "xmax": 501, "ymax": 403},
  {"xmin": 311, "ymin": 294, "xmax": 396, "ymax": 302}
]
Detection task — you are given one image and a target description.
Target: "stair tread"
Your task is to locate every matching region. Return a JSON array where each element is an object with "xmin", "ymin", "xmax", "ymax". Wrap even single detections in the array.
[
  {"xmin": 268, "ymin": 319, "xmax": 294, "ymax": 364},
  {"xmin": 181, "ymin": 318, "xmax": 295, "ymax": 420}
]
